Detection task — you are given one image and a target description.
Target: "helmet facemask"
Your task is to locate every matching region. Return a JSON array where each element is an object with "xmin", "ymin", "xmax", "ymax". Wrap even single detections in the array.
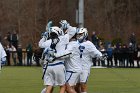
[
  {"xmin": 49, "ymin": 26, "xmax": 63, "ymax": 39},
  {"xmin": 49, "ymin": 26, "xmax": 61, "ymax": 50},
  {"xmin": 76, "ymin": 28, "xmax": 88, "ymax": 43},
  {"xmin": 50, "ymin": 32, "xmax": 58, "ymax": 39}
]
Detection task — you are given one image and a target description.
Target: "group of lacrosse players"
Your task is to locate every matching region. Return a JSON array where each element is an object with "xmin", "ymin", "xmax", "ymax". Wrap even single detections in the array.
[{"xmin": 39, "ymin": 20, "xmax": 103, "ymax": 93}]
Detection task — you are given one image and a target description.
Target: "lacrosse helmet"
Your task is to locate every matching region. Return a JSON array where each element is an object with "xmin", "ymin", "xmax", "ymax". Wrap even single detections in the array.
[
  {"xmin": 49, "ymin": 26, "xmax": 63, "ymax": 39},
  {"xmin": 77, "ymin": 27, "xmax": 88, "ymax": 43}
]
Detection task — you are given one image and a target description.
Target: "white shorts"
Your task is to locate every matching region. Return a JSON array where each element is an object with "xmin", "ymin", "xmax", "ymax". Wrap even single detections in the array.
[
  {"xmin": 66, "ymin": 70, "xmax": 81, "ymax": 86},
  {"xmin": 79, "ymin": 69, "xmax": 90, "ymax": 83},
  {"xmin": 44, "ymin": 62, "xmax": 66, "ymax": 86}
]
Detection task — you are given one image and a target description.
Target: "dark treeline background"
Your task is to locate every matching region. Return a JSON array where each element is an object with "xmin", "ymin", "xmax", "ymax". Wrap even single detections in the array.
[{"xmin": 0, "ymin": 0, "xmax": 140, "ymax": 48}]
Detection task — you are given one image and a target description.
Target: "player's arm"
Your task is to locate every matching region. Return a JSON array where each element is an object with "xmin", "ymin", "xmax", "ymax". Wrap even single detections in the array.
[
  {"xmin": 59, "ymin": 20, "xmax": 77, "ymax": 40},
  {"xmin": 43, "ymin": 49, "xmax": 71, "ymax": 63},
  {"xmin": 54, "ymin": 43, "xmax": 73, "ymax": 59},
  {"xmin": 38, "ymin": 38, "xmax": 51, "ymax": 48},
  {"xmin": 39, "ymin": 28, "xmax": 51, "ymax": 48},
  {"xmin": 66, "ymin": 26, "xmax": 77, "ymax": 39},
  {"xmin": 88, "ymin": 41, "xmax": 102, "ymax": 58},
  {"xmin": 54, "ymin": 50, "xmax": 72, "ymax": 59}
]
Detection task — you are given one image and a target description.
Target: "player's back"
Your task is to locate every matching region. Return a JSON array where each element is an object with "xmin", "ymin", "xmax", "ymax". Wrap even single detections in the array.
[
  {"xmin": 48, "ymin": 34, "xmax": 69, "ymax": 65},
  {"xmin": 65, "ymin": 40, "xmax": 82, "ymax": 72},
  {"xmin": 79, "ymin": 40, "xmax": 102, "ymax": 70}
]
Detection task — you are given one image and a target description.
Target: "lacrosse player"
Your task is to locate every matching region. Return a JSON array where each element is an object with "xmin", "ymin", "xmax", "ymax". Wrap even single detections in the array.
[
  {"xmin": 39, "ymin": 23, "xmax": 76, "ymax": 93},
  {"xmin": 53, "ymin": 31, "xmax": 82, "ymax": 93},
  {"xmin": 75, "ymin": 27, "xmax": 102, "ymax": 93},
  {"xmin": 0, "ymin": 42, "xmax": 7, "ymax": 70},
  {"xmin": 64, "ymin": 35, "xmax": 81, "ymax": 93}
]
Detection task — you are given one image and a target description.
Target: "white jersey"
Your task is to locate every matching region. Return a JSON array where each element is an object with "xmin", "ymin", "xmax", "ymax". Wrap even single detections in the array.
[
  {"xmin": 64, "ymin": 41, "xmax": 82, "ymax": 72},
  {"xmin": 53, "ymin": 40, "xmax": 82, "ymax": 86},
  {"xmin": 39, "ymin": 35, "xmax": 69, "ymax": 86},
  {"xmin": 0, "ymin": 43, "xmax": 7, "ymax": 70},
  {"xmin": 39, "ymin": 34, "xmax": 69, "ymax": 64},
  {"xmin": 38, "ymin": 26, "xmax": 77, "ymax": 86},
  {"xmin": 39, "ymin": 26, "xmax": 77, "ymax": 64},
  {"xmin": 55, "ymin": 40, "xmax": 102, "ymax": 72},
  {"xmin": 75, "ymin": 40, "xmax": 102, "ymax": 83},
  {"xmin": 79, "ymin": 40, "xmax": 102, "ymax": 70}
]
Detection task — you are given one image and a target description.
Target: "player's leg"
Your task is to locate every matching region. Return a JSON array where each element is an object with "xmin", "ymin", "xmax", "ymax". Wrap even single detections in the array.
[
  {"xmin": 45, "ymin": 85, "xmax": 53, "ymax": 93},
  {"xmin": 41, "ymin": 87, "xmax": 54, "ymax": 93},
  {"xmin": 65, "ymin": 83, "xmax": 76, "ymax": 93},
  {"xmin": 59, "ymin": 84, "xmax": 66, "ymax": 93},
  {"xmin": 65, "ymin": 71, "xmax": 76, "ymax": 93},
  {"xmin": 65, "ymin": 71, "xmax": 81, "ymax": 93},
  {"xmin": 79, "ymin": 70, "xmax": 90, "ymax": 93},
  {"xmin": 80, "ymin": 82, "xmax": 87, "ymax": 93},
  {"xmin": 75, "ymin": 83, "xmax": 81, "ymax": 93}
]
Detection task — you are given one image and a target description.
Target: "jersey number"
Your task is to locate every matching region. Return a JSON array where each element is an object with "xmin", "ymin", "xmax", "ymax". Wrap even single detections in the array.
[{"xmin": 79, "ymin": 45, "xmax": 85, "ymax": 58}]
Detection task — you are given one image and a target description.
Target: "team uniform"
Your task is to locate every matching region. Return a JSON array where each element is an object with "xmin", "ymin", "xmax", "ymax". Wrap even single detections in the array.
[
  {"xmin": 51, "ymin": 36, "xmax": 82, "ymax": 93},
  {"xmin": 39, "ymin": 26, "xmax": 76, "ymax": 86},
  {"xmin": 0, "ymin": 43, "xmax": 7, "ymax": 70},
  {"xmin": 61, "ymin": 40, "xmax": 102, "ymax": 86},
  {"xmin": 70, "ymin": 27, "xmax": 102, "ymax": 93},
  {"xmin": 78, "ymin": 40, "xmax": 102, "ymax": 83},
  {"xmin": 63, "ymin": 40, "xmax": 82, "ymax": 86}
]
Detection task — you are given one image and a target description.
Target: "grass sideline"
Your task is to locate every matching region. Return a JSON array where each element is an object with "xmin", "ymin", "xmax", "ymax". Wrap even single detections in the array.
[{"xmin": 0, "ymin": 66, "xmax": 140, "ymax": 93}]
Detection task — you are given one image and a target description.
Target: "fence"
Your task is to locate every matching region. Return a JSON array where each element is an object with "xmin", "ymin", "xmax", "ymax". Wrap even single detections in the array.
[{"xmin": 6, "ymin": 49, "xmax": 35, "ymax": 66}]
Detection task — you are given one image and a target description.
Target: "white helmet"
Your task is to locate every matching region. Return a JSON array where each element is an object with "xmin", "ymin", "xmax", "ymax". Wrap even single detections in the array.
[
  {"xmin": 50, "ymin": 26, "xmax": 63, "ymax": 36},
  {"xmin": 77, "ymin": 27, "xmax": 88, "ymax": 42}
]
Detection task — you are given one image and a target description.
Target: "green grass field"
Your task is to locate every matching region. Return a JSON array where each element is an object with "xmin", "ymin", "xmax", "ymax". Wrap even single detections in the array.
[{"xmin": 0, "ymin": 66, "xmax": 140, "ymax": 93}]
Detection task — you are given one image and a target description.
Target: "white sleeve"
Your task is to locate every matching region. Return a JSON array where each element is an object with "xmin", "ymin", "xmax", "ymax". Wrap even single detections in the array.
[
  {"xmin": 54, "ymin": 47, "xmax": 72, "ymax": 58},
  {"xmin": 60, "ymin": 34, "xmax": 69, "ymax": 45},
  {"xmin": 66, "ymin": 26, "xmax": 77, "ymax": 39},
  {"xmin": 88, "ymin": 42, "xmax": 102, "ymax": 58},
  {"xmin": 54, "ymin": 43, "xmax": 73, "ymax": 58},
  {"xmin": 54, "ymin": 50, "xmax": 71, "ymax": 59},
  {"xmin": 38, "ymin": 38, "xmax": 51, "ymax": 48}
]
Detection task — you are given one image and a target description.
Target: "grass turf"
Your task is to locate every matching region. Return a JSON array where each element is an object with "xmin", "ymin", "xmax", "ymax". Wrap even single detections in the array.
[{"xmin": 0, "ymin": 66, "xmax": 140, "ymax": 93}]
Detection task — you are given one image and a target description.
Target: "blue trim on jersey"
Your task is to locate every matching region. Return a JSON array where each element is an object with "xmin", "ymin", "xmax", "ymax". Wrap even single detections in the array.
[{"xmin": 48, "ymin": 62, "xmax": 64, "ymax": 66}]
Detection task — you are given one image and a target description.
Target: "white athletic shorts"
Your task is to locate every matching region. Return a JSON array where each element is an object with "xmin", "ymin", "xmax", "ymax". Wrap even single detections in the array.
[
  {"xmin": 66, "ymin": 70, "xmax": 81, "ymax": 86},
  {"xmin": 79, "ymin": 69, "xmax": 90, "ymax": 83},
  {"xmin": 44, "ymin": 62, "xmax": 66, "ymax": 86}
]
